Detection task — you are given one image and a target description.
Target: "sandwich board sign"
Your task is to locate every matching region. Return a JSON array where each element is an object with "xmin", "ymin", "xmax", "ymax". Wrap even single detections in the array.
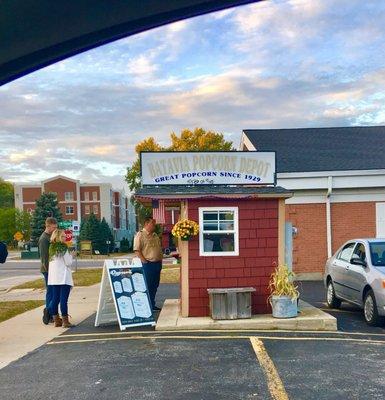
[{"xmin": 95, "ymin": 258, "xmax": 155, "ymax": 330}]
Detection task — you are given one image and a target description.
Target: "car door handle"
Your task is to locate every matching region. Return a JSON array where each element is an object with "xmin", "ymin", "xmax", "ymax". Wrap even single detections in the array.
[{"xmin": 345, "ymin": 265, "xmax": 350, "ymax": 270}]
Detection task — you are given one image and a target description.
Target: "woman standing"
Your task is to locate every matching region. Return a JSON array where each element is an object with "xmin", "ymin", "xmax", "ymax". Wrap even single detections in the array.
[{"xmin": 48, "ymin": 229, "xmax": 75, "ymax": 328}]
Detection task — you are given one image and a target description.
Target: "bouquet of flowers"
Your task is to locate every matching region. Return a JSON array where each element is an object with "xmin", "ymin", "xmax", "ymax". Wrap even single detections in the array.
[{"xmin": 172, "ymin": 219, "xmax": 199, "ymax": 241}]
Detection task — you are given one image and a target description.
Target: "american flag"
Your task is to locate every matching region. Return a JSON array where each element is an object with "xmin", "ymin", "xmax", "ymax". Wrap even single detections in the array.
[{"xmin": 152, "ymin": 199, "xmax": 165, "ymax": 224}]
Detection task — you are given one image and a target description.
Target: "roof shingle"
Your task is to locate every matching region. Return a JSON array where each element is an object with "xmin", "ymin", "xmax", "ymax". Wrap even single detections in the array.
[{"xmin": 243, "ymin": 126, "xmax": 385, "ymax": 173}]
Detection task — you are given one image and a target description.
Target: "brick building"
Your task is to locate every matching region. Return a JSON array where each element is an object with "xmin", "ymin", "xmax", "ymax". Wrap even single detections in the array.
[
  {"xmin": 14, "ymin": 175, "xmax": 136, "ymax": 244},
  {"xmin": 240, "ymin": 126, "xmax": 385, "ymax": 279}
]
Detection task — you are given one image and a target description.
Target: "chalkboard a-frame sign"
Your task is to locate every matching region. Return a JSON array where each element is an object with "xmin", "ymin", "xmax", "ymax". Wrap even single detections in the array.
[{"xmin": 95, "ymin": 259, "xmax": 155, "ymax": 330}]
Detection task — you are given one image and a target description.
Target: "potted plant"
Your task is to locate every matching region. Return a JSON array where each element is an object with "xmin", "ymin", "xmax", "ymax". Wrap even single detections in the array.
[
  {"xmin": 171, "ymin": 219, "xmax": 199, "ymax": 241},
  {"xmin": 268, "ymin": 264, "xmax": 299, "ymax": 318}
]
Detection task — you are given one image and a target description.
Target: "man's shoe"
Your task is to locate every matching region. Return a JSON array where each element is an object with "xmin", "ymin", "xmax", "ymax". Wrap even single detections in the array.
[
  {"xmin": 42, "ymin": 307, "xmax": 50, "ymax": 325},
  {"xmin": 152, "ymin": 306, "xmax": 162, "ymax": 312}
]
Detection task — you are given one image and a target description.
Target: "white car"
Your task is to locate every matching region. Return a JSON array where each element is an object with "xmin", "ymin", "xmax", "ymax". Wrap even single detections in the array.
[{"xmin": 324, "ymin": 239, "xmax": 385, "ymax": 326}]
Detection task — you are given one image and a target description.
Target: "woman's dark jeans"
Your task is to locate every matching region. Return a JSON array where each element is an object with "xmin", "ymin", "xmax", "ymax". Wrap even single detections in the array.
[{"xmin": 49, "ymin": 284, "xmax": 72, "ymax": 316}]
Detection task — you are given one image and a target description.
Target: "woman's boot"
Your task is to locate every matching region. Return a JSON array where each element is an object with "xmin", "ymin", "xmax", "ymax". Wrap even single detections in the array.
[
  {"xmin": 62, "ymin": 315, "xmax": 75, "ymax": 328},
  {"xmin": 53, "ymin": 314, "xmax": 62, "ymax": 327}
]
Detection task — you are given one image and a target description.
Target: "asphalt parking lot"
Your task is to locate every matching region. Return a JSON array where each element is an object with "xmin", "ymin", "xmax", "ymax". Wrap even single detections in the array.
[{"xmin": 1, "ymin": 282, "xmax": 385, "ymax": 400}]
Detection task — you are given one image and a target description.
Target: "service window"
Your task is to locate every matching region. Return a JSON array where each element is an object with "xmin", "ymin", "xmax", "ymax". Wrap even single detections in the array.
[
  {"xmin": 65, "ymin": 206, "xmax": 74, "ymax": 215},
  {"xmin": 199, "ymin": 207, "xmax": 239, "ymax": 256},
  {"xmin": 338, "ymin": 242, "xmax": 355, "ymax": 262}
]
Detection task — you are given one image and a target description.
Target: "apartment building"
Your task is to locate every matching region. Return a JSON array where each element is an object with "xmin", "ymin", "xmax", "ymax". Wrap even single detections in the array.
[{"xmin": 14, "ymin": 175, "xmax": 136, "ymax": 244}]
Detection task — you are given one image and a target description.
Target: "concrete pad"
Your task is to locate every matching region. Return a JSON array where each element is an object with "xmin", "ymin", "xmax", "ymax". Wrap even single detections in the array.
[
  {"xmin": 0, "ymin": 284, "xmax": 100, "ymax": 370},
  {"xmin": 156, "ymin": 299, "xmax": 337, "ymax": 331}
]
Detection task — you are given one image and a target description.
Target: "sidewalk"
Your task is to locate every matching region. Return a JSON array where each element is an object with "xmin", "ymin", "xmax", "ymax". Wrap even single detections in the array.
[{"xmin": 0, "ymin": 284, "xmax": 99, "ymax": 370}]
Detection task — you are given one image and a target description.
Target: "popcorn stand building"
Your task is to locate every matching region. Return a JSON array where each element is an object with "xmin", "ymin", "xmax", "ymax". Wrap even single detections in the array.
[{"xmin": 136, "ymin": 151, "xmax": 293, "ymax": 318}]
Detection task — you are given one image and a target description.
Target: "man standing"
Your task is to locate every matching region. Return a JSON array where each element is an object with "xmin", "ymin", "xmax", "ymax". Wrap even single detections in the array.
[
  {"xmin": 134, "ymin": 217, "xmax": 163, "ymax": 311},
  {"xmin": 38, "ymin": 217, "xmax": 58, "ymax": 324}
]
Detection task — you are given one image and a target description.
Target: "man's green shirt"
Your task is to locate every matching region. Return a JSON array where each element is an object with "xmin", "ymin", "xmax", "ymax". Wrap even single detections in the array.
[{"xmin": 38, "ymin": 232, "xmax": 50, "ymax": 273}]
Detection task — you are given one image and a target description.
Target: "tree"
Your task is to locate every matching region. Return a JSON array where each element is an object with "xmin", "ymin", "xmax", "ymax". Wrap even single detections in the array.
[
  {"xmin": 0, "ymin": 208, "xmax": 16, "ymax": 244},
  {"xmin": 169, "ymin": 128, "xmax": 233, "ymax": 151},
  {"xmin": 126, "ymin": 137, "xmax": 163, "ymax": 192},
  {"xmin": 31, "ymin": 193, "xmax": 62, "ymax": 244},
  {"xmin": 125, "ymin": 128, "xmax": 233, "ymax": 191},
  {"xmin": 0, "ymin": 178, "xmax": 14, "ymax": 209},
  {"xmin": 125, "ymin": 128, "xmax": 233, "ymax": 223},
  {"xmin": 79, "ymin": 213, "xmax": 106, "ymax": 254},
  {"xmin": 100, "ymin": 217, "xmax": 115, "ymax": 254},
  {"xmin": 15, "ymin": 209, "xmax": 32, "ymax": 241}
]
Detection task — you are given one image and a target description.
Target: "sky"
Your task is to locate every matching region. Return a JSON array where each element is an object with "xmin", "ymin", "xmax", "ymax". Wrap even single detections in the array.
[{"xmin": 1, "ymin": 0, "xmax": 385, "ymax": 191}]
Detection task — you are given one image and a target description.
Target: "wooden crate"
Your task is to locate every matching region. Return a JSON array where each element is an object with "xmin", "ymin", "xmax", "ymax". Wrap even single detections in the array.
[{"xmin": 207, "ymin": 287, "xmax": 256, "ymax": 320}]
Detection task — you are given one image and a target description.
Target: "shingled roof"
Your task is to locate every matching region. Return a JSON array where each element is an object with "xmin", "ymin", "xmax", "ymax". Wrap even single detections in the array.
[
  {"xmin": 136, "ymin": 185, "xmax": 292, "ymax": 199},
  {"xmin": 243, "ymin": 126, "xmax": 385, "ymax": 173}
]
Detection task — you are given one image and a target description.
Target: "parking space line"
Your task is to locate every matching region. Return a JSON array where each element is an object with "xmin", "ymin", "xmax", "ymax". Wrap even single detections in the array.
[
  {"xmin": 249, "ymin": 337, "xmax": 289, "ymax": 400},
  {"xmin": 48, "ymin": 334, "xmax": 385, "ymax": 346},
  {"xmin": 57, "ymin": 328, "xmax": 385, "ymax": 339},
  {"xmin": 258, "ymin": 336, "xmax": 385, "ymax": 345},
  {"xmin": 47, "ymin": 335, "xmax": 247, "ymax": 345}
]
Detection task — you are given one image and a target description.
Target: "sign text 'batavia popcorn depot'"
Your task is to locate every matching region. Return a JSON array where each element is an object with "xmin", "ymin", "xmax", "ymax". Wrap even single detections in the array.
[{"xmin": 141, "ymin": 152, "xmax": 276, "ymax": 185}]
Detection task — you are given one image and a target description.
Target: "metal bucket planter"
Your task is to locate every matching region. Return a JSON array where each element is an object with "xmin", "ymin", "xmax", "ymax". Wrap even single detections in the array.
[{"xmin": 271, "ymin": 295, "xmax": 298, "ymax": 318}]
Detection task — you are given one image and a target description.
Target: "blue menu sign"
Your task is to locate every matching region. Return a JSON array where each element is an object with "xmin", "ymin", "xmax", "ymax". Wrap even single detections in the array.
[{"xmin": 95, "ymin": 259, "xmax": 155, "ymax": 330}]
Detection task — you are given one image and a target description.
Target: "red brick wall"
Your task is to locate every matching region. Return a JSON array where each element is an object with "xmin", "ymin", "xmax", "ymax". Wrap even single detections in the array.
[
  {"xmin": 186, "ymin": 198, "xmax": 279, "ymax": 317},
  {"xmin": 22, "ymin": 187, "xmax": 41, "ymax": 202},
  {"xmin": 43, "ymin": 178, "xmax": 78, "ymax": 220},
  {"xmin": 286, "ymin": 203, "xmax": 327, "ymax": 275},
  {"xmin": 331, "ymin": 202, "xmax": 376, "ymax": 253},
  {"xmin": 80, "ymin": 186, "xmax": 100, "ymax": 201}
]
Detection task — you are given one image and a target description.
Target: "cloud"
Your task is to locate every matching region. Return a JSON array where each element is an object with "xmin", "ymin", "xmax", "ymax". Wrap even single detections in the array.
[{"xmin": 1, "ymin": 0, "xmax": 385, "ymax": 189}]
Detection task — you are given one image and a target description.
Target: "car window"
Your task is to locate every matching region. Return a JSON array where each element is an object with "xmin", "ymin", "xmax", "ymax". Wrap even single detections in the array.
[
  {"xmin": 352, "ymin": 243, "xmax": 366, "ymax": 261},
  {"xmin": 369, "ymin": 242, "xmax": 385, "ymax": 266},
  {"xmin": 338, "ymin": 242, "xmax": 355, "ymax": 262}
]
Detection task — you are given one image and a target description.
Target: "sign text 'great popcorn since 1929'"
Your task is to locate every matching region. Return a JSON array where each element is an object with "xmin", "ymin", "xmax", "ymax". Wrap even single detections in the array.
[{"xmin": 140, "ymin": 151, "xmax": 276, "ymax": 186}]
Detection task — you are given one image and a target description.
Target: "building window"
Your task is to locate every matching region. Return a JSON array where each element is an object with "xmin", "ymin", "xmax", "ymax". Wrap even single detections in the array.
[
  {"xmin": 85, "ymin": 205, "xmax": 90, "ymax": 214},
  {"xmin": 93, "ymin": 204, "xmax": 99, "ymax": 214},
  {"xmin": 199, "ymin": 207, "xmax": 239, "ymax": 256},
  {"xmin": 84, "ymin": 192, "xmax": 90, "ymax": 201},
  {"xmin": 92, "ymin": 191, "xmax": 98, "ymax": 201},
  {"xmin": 65, "ymin": 192, "xmax": 74, "ymax": 201},
  {"xmin": 66, "ymin": 206, "xmax": 74, "ymax": 215}
]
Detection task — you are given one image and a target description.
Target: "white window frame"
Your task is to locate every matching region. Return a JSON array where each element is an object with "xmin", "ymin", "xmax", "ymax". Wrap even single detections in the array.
[
  {"xmin": 92, "ymin": 191, "xmax": 98, "ymax": 201},
  {"xmin": 199, "ymin": 206, "xmax": 239, "ymax": 257},
  {"xmin": 85, "ymin": 205, "xmax": 90, "ymax": 215},
  {"xmin": 84, "ymin": 191, "xmax": 90, "ymax": 201},
  {"xmin": 93, "ymin": 204, "xmax": 99, "ymax": 214},
  {"xmin": 65, "ymin": 205, "xmax": 74, "ymax": 215},
  {"xmin": 64, "ymin": 191, "xmax": 74, "ymax": 201}
]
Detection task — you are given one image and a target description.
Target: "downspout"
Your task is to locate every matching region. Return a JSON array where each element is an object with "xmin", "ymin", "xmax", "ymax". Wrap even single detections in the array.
[{"xmin": 326, "ymin": 176, "xmax": 333, "ymax": 258}]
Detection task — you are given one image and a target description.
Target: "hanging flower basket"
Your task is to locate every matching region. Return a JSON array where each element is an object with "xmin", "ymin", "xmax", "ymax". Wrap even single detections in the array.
[{"xmin": 172, "ymin": 219, "xmax": 199, "ymax": 241}]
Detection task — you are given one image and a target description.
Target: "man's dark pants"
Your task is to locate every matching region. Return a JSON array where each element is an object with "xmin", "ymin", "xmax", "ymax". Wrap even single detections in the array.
[
  {"xmin": 42, "ymin": 272, "xmax": 53, "ymax": 312},
  {"xmin": 142, "ymin": 261, "xmax": 162, "ymax": 309}
]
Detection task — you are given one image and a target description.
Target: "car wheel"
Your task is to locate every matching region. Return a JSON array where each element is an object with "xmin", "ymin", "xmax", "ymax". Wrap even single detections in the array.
[
  {"xmin": 363, "ymin": 290, "xmax": 383, "ymax": 326},
  {"xmin": 326, "ymin": 280, "xmax": 341, "ymax": 309}
]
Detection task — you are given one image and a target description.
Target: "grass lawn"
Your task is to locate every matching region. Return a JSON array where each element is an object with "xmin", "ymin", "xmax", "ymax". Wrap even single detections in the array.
[
  {"xmin": 13, "ymin": 265, "xmax": 180, "ymax": 290},
  {"xmin": 160, "ymin": 267, "xmax": 180, "ymax": 284},
  {"xmin": 13, "ymin": 268, "xmax": 103, "ymax": 290},
  {"xmin": 0, "ymin": 300, "xmax": 45, "ymax": 323}
]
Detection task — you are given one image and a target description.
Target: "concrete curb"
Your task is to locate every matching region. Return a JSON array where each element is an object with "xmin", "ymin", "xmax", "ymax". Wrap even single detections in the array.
[
  {"xmin": 156, "ymin": 299, "xmax": 337, "ymax": 331},
  {"xmin": 0, "ymin": 284, "xmax": 100, "ymax": 370}
]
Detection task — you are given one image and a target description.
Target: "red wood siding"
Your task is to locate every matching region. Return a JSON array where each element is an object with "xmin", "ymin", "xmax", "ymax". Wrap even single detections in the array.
[{"xmin": 186, "ymin": 199, "xmax": 279, "ymax": 317}]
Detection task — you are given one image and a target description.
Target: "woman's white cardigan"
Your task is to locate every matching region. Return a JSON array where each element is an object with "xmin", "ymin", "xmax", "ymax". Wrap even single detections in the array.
[{"xmin": 48, "ymin": 251, "xmax": 74, "ymax": 286}]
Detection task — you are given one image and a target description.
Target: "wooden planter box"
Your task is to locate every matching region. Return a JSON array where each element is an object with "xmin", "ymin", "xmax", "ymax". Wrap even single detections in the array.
[{"xmin": 207, "ymin": 287, "xmax": 256, "ymax": 320}]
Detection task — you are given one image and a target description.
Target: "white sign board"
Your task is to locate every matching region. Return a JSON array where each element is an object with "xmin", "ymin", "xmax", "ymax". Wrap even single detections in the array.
[
  {"xmin": 140, "ymin": 151, "xmax": 276, "ymax": 186},
  {"xmin": 95, "ymin": 259, "xmax": 155, "ymax": 330}
]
